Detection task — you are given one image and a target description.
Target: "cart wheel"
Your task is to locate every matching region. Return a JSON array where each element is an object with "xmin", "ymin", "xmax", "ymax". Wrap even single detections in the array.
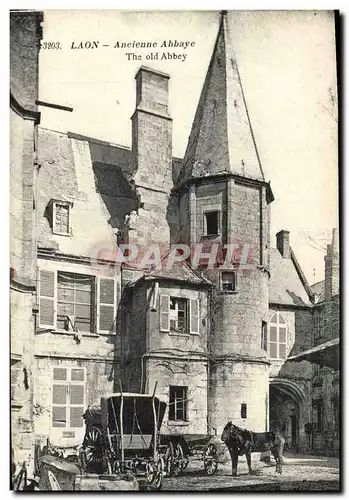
[
  {"xmin": 83, "ymin": 426, "xmax": 104, "ymax": 466},
  {"xmin": 164, "ymin": 442, "xmax": 178, "ymax": 477},
  {"xmin": 145, "ymin": 461, "xmax": 157, "ymax": 485},
  {"xmin": 112, "ymin": 460, "xmax": 122, "ymax": 474},
  {"xmin": 153, "ymin": 457, "xmax": 164, "ymax": 490},
  {"xmin": 175, "ymin": 443, "xmax": 188, "ymax": 472},
  {"xmin": 203, "ymin": 443, "xmax": 218, "ymax": 475}
]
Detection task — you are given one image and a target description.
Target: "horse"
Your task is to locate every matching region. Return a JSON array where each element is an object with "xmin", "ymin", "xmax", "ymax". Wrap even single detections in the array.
[{"xmin": 221, "ymin": 421, "xmax": 285, "ymax": 475}]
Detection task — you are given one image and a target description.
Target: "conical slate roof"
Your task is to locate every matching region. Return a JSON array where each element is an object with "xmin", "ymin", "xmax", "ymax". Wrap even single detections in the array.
[{"xmin": 177, "ymin": 11, "xmax": 265, "ymax": 186}]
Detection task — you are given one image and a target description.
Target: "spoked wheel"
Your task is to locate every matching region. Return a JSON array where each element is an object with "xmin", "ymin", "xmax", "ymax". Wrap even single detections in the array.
[
  {"xmin": 203, "ymin": 443, "xmax": 218, "ymax": 475},
  {"xmin": 164, "ymin": 442, "xmax": 179, "ymax": 477},
  {"xmin": 83, "ymin": 426, "xmax": 104, "ymax": 469},
  {"xmin": 175, "ymin": 443, "xmax": 188, "ymax": 472},
  {"xmin": 145, "ymin": 461, "xmax": 157, "ymax": 485},
  {"xmin": 112, "ymin": 460, "xmax": 122, "ymax": 474},
  {"xmin": 153, "ymin": 457, "xmax": 164, "ymax": 490}
]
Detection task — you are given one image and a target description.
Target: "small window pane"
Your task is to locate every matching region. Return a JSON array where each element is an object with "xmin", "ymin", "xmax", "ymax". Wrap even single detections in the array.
[
  {"xmin": 269, "ymin": 343, "xmax": 277, "ymax": 359},
  {"xmin": 279, "ymin": 344, "xmax": 287, "ymax": 359},
  {"xmin": 57, "ymin": 302, "xmax": 74, "ymax": 317},
  {"xmin": 52, "ymin": 406, "xmax": 67, "ymax": 427},
  {"xmin": 269, "ymin": 313, "xmax": 277, "ymax": 325},
  {"xmin": 279, "ymin": 314, "xmax": 286, "ymax": 324},
  {"xmin": 70, "ymin": 407, "xmax": 84, "ymax": 428},
  {"xmin": 70, "ymin": 385, "xmax": 84, "ymax": 405},
  {"xmin": 53, "ymin": 384, "xmax": 67, "ymax": 405},
  {"xmin": 76, "ymin": 290, "xmax": 91, "ymax": 304},
  {"xmin": 279, "ymin": 328, "xmax": 287, "ymax": 343},
  {"xmin": 71, "ymin": 369, "xmax": 85, "ymax": 382},
  {"xmin": 53, "ymin": 368, "xmax": 67, "ymax": 381},
  {"xmin": 75, "ymin": 303, "xmax": 91, "ymax": 319},
  {"xmin": 269, "ymin": 326, "xmax": 277, "ymax": 342},
  {"xmin": 58, "ymin": 287, "xmax": 74, "ymax": 302}
]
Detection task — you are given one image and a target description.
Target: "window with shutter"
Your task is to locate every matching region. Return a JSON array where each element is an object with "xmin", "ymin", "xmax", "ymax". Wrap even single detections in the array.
[
  {"xmin": 169, "ymin": 297, "xmax": 188, "ymax": 333},
  {"xmin": 39, "ymin": 270, "xmax": 56, "ymax": 328},
  {"xmin": 52, "ymin": 367, "xmax": 86, "ymax": 430},
  {"xmin": 160, "ymin": 295, "xmax": 170, "ymax": 332},
  {"xmin": 189, "ymin": 298, "xmax": 199, "ymax": 334},
  {"xmin": 57, "ymin": 272, "xmax": 94, "ymax": 332},
  {"xmin": 97, "ymin": 278, "xmax": 116, "ymax": 333}
]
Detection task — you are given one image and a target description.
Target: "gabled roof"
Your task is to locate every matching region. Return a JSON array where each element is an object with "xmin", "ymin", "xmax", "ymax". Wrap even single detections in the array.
[
  {"xmin": 144, "ymin": 259, "xmax": 212, "ymax": 286},
  {"xmin": 177, "ymin": 11, "xmax": 265, "ymax": 187},
  {"xmin": 269, "ymin": 248, "xmax": 314, "ymax": 307},
  {"xmin": 124, "ymin": 254, "xmax": 212, "ymax": 288}
]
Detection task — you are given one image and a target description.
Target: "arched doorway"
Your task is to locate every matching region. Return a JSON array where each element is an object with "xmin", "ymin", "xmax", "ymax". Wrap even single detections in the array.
[{"xmin": 269, "ymin": 379, "xmax": 305, "ymax": 452}]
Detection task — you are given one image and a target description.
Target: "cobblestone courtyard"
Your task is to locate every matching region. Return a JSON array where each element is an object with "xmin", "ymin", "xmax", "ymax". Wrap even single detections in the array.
[{"xmin": 162, "ymin": 453, "xmax": 340, "ymax": 491}]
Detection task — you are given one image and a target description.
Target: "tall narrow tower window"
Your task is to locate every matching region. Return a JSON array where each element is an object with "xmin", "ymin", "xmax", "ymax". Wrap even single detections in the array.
[
  {"xmin": 261, "ymin": 321, "xmax": 267, "ymax": 351},
  {"xmin": 241, "ymin": 403, "xmax": 247, "ymax": 419},
  {"xmin": 204, "ymin": 211, "xmax": 219, "ymax": 236}
]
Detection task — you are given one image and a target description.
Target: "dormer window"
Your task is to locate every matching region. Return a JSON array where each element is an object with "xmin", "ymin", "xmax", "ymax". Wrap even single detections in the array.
[{"xmin": 48, "ymin": 199, "xmax": 73, "ymax": 236}]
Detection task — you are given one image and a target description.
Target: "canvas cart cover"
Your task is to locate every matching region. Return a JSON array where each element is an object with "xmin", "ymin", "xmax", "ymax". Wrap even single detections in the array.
[{"xmin": 100, "ymin": 393, "xmax": 166, "ymax": 434}]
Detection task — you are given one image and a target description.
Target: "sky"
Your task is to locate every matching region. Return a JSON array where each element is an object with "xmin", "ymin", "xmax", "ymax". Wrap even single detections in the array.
[{"xmin": 38, "ymin": 10, "xmax": 338, "ymax": 284}]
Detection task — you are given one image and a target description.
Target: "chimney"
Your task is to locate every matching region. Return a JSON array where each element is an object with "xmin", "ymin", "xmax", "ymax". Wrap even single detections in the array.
[
  {"xmin": 324, "ymin": 228, "xmax": 339, "ymax": 300},
  {"xmin": 276, "ymin": 230, "xmax": 290, "ymax": 259},
  {"xmin": 131, "ymin": 66, "xmax": 173, "ymax": 194}
]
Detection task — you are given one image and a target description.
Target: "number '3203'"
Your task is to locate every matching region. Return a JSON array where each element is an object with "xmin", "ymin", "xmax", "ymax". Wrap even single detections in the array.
[{"xmin": 41, "ymin": 42, "xmax": 61, "ymax": 49}]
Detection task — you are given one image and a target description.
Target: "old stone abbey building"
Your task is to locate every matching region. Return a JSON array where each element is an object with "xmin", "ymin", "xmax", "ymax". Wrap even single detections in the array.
[{"xmin": 10, "ymin": 11, "xmax": 339, "ymax": 469}]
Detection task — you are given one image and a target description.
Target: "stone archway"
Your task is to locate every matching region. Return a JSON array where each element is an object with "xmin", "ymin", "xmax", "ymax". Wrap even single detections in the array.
[{"xmin": 269, "ymin": 379, "xmax": 306, "ymax": 452}]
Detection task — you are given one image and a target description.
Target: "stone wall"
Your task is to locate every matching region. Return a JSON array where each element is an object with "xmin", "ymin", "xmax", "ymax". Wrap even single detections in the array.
[{"xmin": 10, "ymin": 10, "xmax": 43, "ymax": 474}]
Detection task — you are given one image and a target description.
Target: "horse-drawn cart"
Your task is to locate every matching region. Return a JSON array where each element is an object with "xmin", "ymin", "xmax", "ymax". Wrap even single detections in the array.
[
  {"xmin": 161, "ymin": 434, "xmax": 220, "ymax": 477},
  {"xmin": 81, "ymin": 386, "xmax": 166, "ymax": 489}
]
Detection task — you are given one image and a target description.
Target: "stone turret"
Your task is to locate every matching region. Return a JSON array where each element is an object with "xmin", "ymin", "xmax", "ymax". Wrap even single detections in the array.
[{"xmin": 177, "ymin": 11, "xmax": 274, "ymax": 433}]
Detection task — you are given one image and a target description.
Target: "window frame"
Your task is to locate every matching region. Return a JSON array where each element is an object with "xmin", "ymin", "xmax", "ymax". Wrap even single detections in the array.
[
  {"xmin": 52, "ymin": 201, "xmax": 72, "ymax": 236},
  {"xmin": 268, "ymin": 311, "xmax": 288, "ymax": 360},
  {"xmin": 56, "ymin": 272, "xmax": 95, "ymax": 333},
  {"xmin": 220, "ymin": 270, "xmax": 237, "ymax": 293},
  {"xmin": 169, "ymin": 297, "xmax": 189, "ymax": 334},
  {"xmin": 38, "ymin": 268, "xmax": 116, "ymax": 335},
  {"xmin": 51, "ymin": 366, "xmax": 86, "ymax": 432},
  {"xmin": 261, "ymin": 320, "xmax": 267, "ymax": 351},
  {"xmin": 203, "ymin": 210, "xmax": 221, "ymax": 237},
  {"xmin": 169, "ymin": 385, "xmax": 188, "ymax": 422}
]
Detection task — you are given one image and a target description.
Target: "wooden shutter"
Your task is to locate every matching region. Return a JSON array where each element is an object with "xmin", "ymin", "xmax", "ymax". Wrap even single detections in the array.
[
  {"xmin": 160, "ymin": 295, "xmax": 170, "ymax": 332},
  {"xmin": 189, "ymin": 298, "xmax": 199, "ymax": 334},
  {"xmin": 52, "ymin": 367, "xmax": 68, "ymax": 428},
  {"xmin": 97, "ymin": 277, "xmax": 116, "ymax": 333},
  {"xmin": 39, "ymin": 270, "xmax": 56, "ymax": 328},
  {"xmin": 69, "ymin": 368, "xmax": 85, "ymax": 428},
  {"xmin": 52, "ymin": 367, "xmax": 86, "ymax": 431}
]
